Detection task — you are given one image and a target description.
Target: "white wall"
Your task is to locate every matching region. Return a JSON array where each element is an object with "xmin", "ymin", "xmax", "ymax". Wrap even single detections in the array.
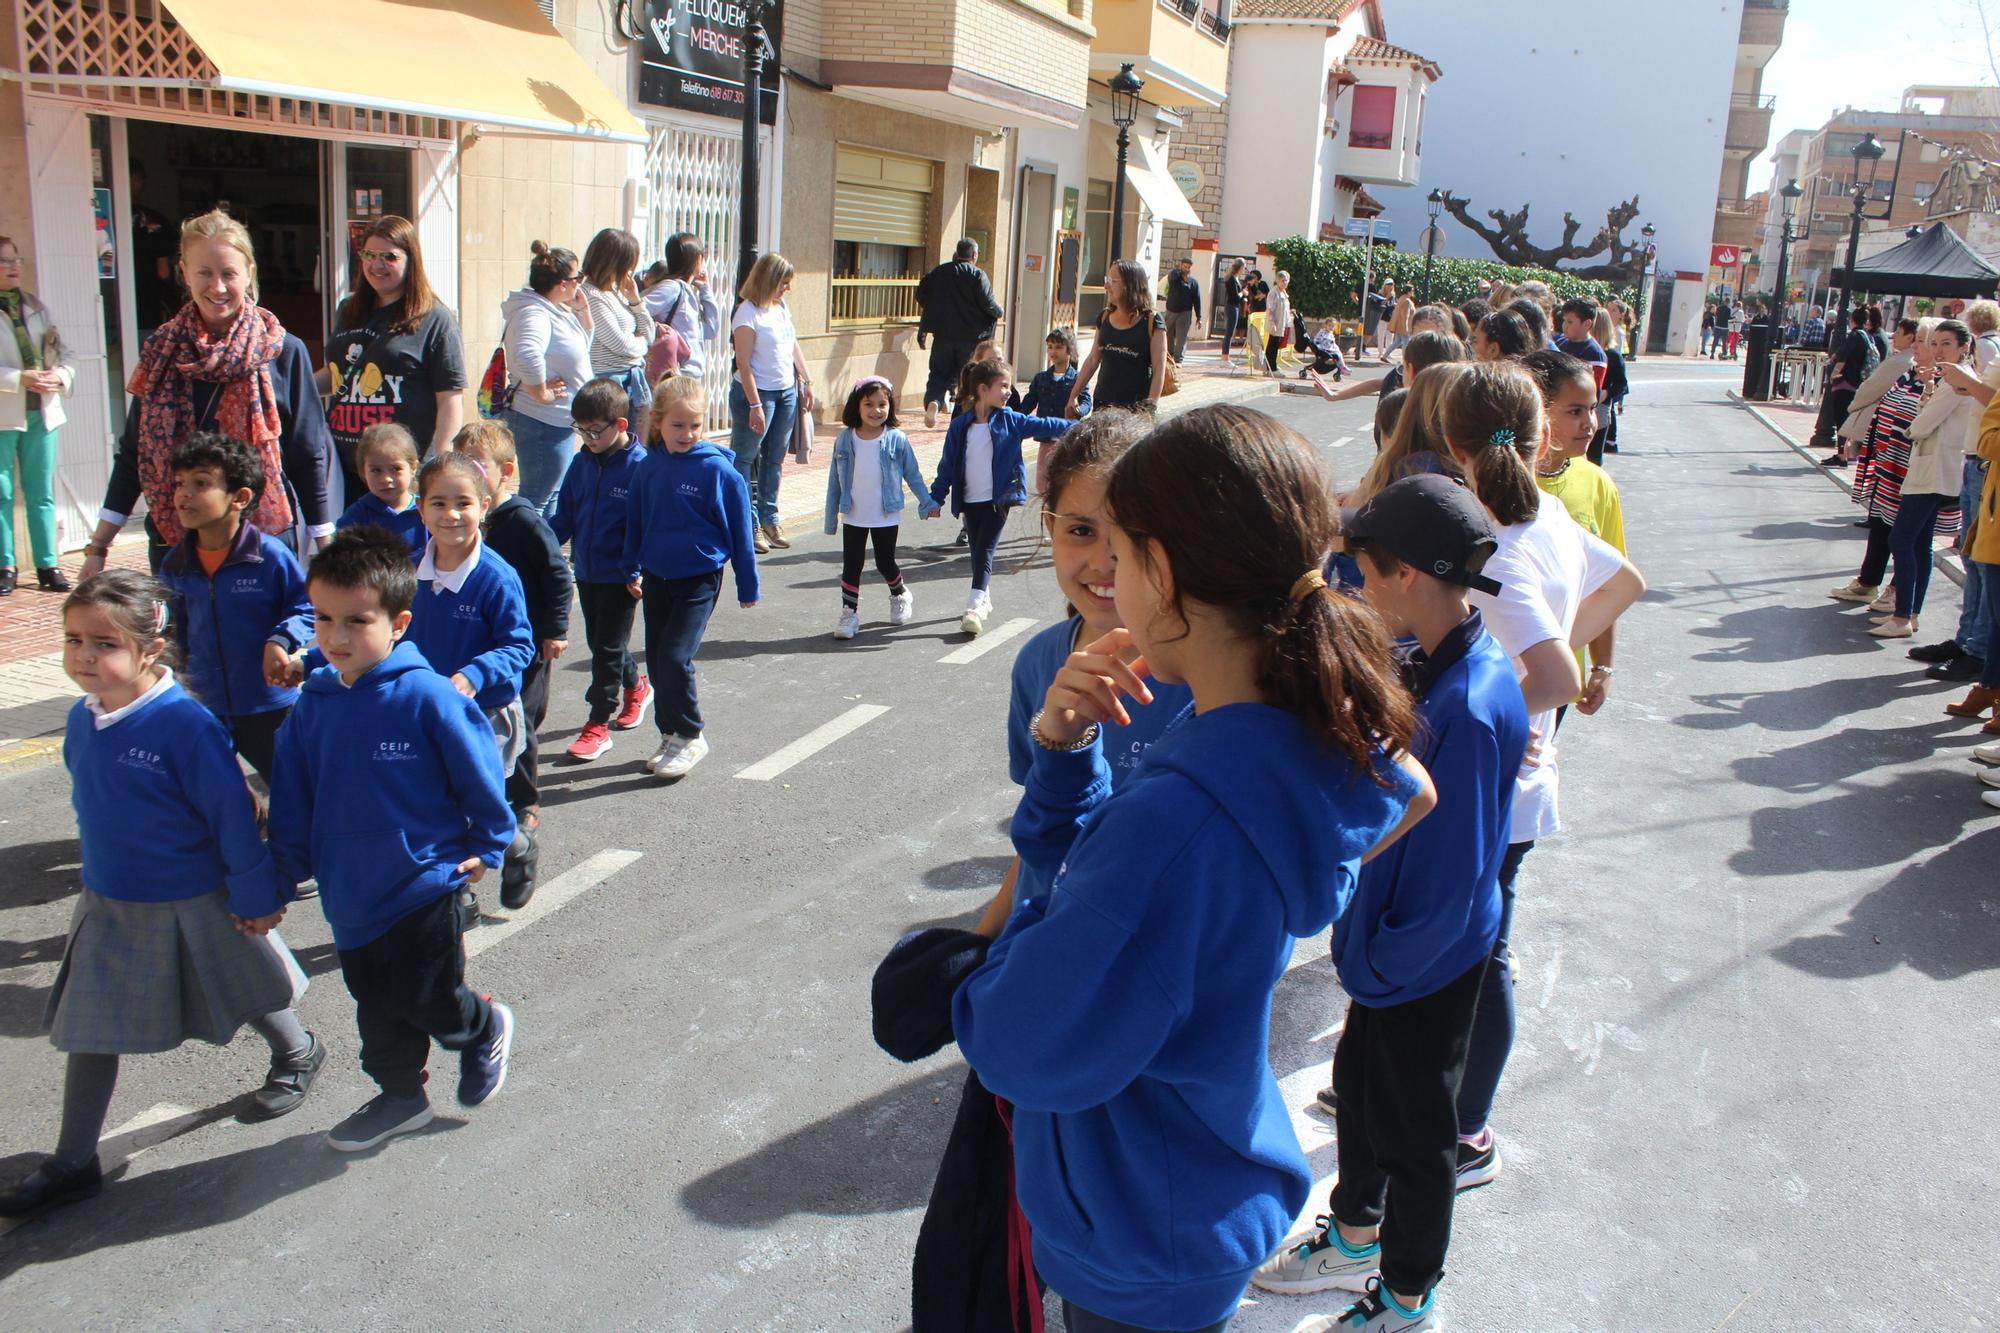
[
  {"xmin": 1376, "ymin": 1, "xmax": 1742, "ymax": 277},
  {"xmin": 1217, "ymin": 27, "xmax": 1333, "ymax": 254}
]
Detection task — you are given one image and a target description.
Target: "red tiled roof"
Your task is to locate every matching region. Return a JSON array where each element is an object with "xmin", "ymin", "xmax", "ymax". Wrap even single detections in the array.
[
  {"xmin": 1335, "ymin": 176, "xmax": 1386, "ymax": 215},
  {"xmin": 1347, "ymin": 34, "xmax": 1443, "ymax": 79},
  {"xmin": 1230, "ymin": 0, "xmax": 1365, "ymax": 22}
]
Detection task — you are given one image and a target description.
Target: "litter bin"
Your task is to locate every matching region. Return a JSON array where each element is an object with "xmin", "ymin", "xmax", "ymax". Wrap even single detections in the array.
[{"xmin": 1741, "ymin": 323, "xmax": 1775, "ymax": 401}]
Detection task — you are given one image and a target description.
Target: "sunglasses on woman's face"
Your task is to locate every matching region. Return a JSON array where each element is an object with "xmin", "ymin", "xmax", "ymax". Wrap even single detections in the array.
[{"xmin": 360, "ymin": 249, "xmax": 405, "ymax": 265}]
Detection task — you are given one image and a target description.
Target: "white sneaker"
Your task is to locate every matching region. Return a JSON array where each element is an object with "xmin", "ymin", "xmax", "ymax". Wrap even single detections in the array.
[
  {"xmin": 1980, "ymin": 766, "xmax": 2000, "ymax": 789},
  {"xmin": 961, "ymin": 589, "xmax": 988, "ymax": 636},
  {"xmin": 1972, "ymin": 741, "xmax": 2000, "ymax": 764},
  {"xmin": 925, "ymin": 401, "xmax": 939, "ymax": 429},
  {"xmin": 889, "ymin": 588, "xmax": 914, "ymax": 626},
  {"xmin": 833, "ymin": 607, "xmax": 860, "ymax": 640},
  {"xmin": 1828, "ymin": 580, "xmax": 1879, "ymax": 603},
  {"xmin": 656, "ymin": 734, "xmax": 708, "ymax": 780},
  {"xmin": 645, "ymin": 735, "xmax": 685, "ymax": 774},
  {"xmin": 1867, "ymin": 589, "xmax": 1897, "ymax": 613}
]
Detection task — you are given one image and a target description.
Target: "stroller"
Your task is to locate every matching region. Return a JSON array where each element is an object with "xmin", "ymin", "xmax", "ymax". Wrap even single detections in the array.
[{"xmin": 1296, "ymin": 313, "xmax": 1347, "ymax": 380}]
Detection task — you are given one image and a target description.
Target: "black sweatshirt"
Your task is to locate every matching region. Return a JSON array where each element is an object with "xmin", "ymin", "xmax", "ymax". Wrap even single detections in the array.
[{"xmin": 484, "ymin": 494, "xmax": 573, "ymax": 642}]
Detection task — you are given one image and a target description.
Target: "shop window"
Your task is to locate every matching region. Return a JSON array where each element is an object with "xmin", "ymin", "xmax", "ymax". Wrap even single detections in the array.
[
  {"xmin": 832, "ymin": 147, "xmax": 934, "ymax": 325},
  {"xmin": 1348, "ymin": 86, "xmax": 1397, "ymax": 151},
  {"xmin": 1078, "ymin": 178, "xmax": 1138, "ymax": 329}
]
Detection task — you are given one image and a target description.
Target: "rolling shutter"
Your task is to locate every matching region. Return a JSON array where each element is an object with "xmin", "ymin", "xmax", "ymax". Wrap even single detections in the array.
[{"xmin": 834, "ymin": 148, "xmax": 933, "ymax": 248}]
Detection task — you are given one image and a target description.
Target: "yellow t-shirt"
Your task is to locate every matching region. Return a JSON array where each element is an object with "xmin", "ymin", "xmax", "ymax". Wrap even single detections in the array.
[{"xmin": 1538, "ymin": 459, "xmax": 1627, "ymax": 686}]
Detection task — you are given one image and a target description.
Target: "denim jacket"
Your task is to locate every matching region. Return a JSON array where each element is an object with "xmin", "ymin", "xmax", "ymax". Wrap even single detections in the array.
[
  {"xmin": 930, "ymin": 408, "xmax": 1073, "ymax": 516},
  {"xmin": 824, "ymin": 427, "xmax": 939, "ymax": 533},
  {"xmin": 1019, "ymin": 366, "xmax": 1089, "ymax": 420}
]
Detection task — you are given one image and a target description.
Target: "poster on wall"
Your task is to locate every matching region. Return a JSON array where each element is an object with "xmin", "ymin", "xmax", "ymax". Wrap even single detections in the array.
[
  {"xmin": 92, "ymin": 188, "xmax": 115, "ymax": 279},
  {"xmin": 638, "ymin": 0, "xmax": 782, "ymax": 125}
]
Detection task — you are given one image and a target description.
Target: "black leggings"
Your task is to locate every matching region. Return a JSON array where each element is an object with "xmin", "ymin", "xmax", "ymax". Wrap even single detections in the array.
[
  {"xmin": 841, "ymin": 524, "xmax": 905, "ymax": 608},
  {"xmin": 1858, "ymin": 514, "xmax": 1893, "ymax": 588},
  {"xmin": 1265, "ymin": 333, "xmax": 1285, "ymax": 374},
  {"xmin": 961, "ymin": 502, "xmax": 1011, "ymax": 593}
]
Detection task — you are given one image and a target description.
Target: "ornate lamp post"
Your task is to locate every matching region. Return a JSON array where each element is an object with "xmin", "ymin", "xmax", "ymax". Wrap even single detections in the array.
[
  {"xmin": 1831, "ymin": 132, "xmax": 1888, "ymax": 339},
  {"xmin": 1108, "ymin": 63, "xmax": 1144, "ymax": 263},
  {"xmin": 1421, "ymin": 187, "xmax": 1444, "ymax": 303},
  {"xmin": 735, "ymin": 0, "xmax": 772, "ymax": 293},
  {"xmin": 1757, "ymin": 179, "xmax": 1804, "ymax": 397},
  {"xmin": 1631, "ymin": 222, "xmax": 1657, "ymax": 359}
]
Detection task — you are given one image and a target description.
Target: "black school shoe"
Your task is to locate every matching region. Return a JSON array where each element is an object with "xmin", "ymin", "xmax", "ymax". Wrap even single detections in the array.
[
  {"xmin": 1929, "ymin": 654, "xmax": 1985, "ymax": 682},
  {"xmin": 247, "ymin": 1033, "xmax": 326, "ymax": 1120},
  {"xmin": 0, "ymin": 567, "xmax": 15, "ymax": 595},
  {"xmin": 500, "ymin": 826, "xmax": 539, "ymax": 911},
  {"xmin": 0, "ymin": 1155, "xmax": 102, "ymax": 1219},
  {"xmin": 36, "ymin": 566, "xmax": 71, "ymax": 593},
  {"xmin": 1908, "ymin": 639, "xmax": 1963, "ymax": 664}
]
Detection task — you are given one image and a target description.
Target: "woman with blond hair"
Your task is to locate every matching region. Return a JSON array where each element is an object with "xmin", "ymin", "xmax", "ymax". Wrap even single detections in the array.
[
  {"xmin": 79, "ymin": 210, "xmax": 333, "ymax": 579},
  {"xmin": 320, "ymin": 214, "xmax": 466, "ymax": 502},
  {"xmin": 730, "ymin": 253, "xmax": 815, "ymax": 552}
]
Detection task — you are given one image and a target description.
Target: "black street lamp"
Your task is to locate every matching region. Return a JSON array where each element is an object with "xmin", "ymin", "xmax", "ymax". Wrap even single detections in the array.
[
  {"xmin": 1108, "ymin": 63, "xmax": 1144, "ymax": 263},
  {"xmin": 1756, "ymin": 178, "xmax": 1803, "ymax": 398},
  {"xmin": 1421, "ymin": 187, "xmax": 1443, "ymax": 304},
  {"xmin": 1631, "ymin": 222, "xmax": 1657, "ymax": 359},
  {"xmin": 736, "ymin": 0, "xmax": 772, "ymax": 295},
  {"xmin": 1831, "ymin": 132, "xmax": 1890, "ymax": 339}
]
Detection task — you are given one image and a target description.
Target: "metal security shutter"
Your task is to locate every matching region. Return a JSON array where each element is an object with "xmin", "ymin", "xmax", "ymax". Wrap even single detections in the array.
[{"xmin": 834, "ymin": 148, "xmax": 932, "ymax": 247}]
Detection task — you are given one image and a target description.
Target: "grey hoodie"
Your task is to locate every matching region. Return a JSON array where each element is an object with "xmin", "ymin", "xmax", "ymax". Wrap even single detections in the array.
[{"xmin": 500, "ymin": 287, "xmax": 592, "ymax": 428}]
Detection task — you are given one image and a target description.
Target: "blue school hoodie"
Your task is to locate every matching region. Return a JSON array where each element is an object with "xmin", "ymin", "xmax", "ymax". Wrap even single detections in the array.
[
  {"xmin": 157, "ymin": 520, "xmax": 314, "ymax": 720},
  {"xmin": 335, "ymin": 492, "xmax": 427, "ymax": 560},
  {"xmin": 404, "ymin": 541, "xmax": 535, "ymax": 710},
  {"xmin": 267, "ymin": 641, "xmax": 514, "ymax": 948},
  {"xmin": 1337, "ymin": 612, "xmax": 1529, "ymax": 1006},
  {"xmin": 65, "ymin": 673, "xmax": 288, "ymax": 919},
  {"xmin": 930, "ymin": 407, "xmax": 1072, "ymax": 515},
  {"xmin": 954, "ymin": 704, "xmax": 1418, "ymax": 1328},
  {"xmin": 550, "ymin": 437, "xmax": 647, "ymax": 584},
  {"xmin": 622, "ymin": 439, "xmax": 761, "ymax": 605}
]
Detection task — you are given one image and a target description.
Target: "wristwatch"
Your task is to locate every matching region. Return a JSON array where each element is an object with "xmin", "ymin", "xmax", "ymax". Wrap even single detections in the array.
[{"xmin": 84, "ymin": 542, "xmax": 110, "ymax": 559}]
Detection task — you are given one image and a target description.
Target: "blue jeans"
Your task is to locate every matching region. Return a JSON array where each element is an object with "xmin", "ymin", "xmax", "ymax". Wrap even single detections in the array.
[
  {"xmin": 1958, "ymin": 459, "xmax": 1994, "ymax": 659},
  {"xmin": 961, "ymin": 501, "xmax": 1011, "ymax": 593},
  {"xmin": 505, "ymin": 409, "xmax": 578, "ymax": 516},
  {"xmin": 641, "ymin": 570, "xmax": 723, "ymax": 738},
  {"xmin": 1890, "ymin": 492, "xmax": 1948, "ymax": 619},
  {"xmin": 1455, "ymin": 839, "xmax": 1534, "ymax": 1138},
  {"xmin": 728, "ymin": 382, "xmax": 796, "ymax": 529}
]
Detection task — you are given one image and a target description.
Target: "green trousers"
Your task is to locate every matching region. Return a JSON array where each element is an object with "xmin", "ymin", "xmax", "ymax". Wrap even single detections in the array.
[{"xmin": 0, "ymin": 407, "xmax": 59, "ymax": 571}]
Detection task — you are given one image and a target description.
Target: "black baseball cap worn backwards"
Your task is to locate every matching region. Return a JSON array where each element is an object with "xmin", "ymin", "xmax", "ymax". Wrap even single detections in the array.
[{"xmin": 1341, "ymin": 473, "xmax": 1503, "ymax": 596}]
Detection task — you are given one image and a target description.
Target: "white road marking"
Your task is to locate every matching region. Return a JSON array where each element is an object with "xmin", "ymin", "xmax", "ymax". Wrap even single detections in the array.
[
  {"xmin": 0, "ymin": 1099, "xmax": 217, "ymax": 1233},
  {"xmin": 735, "ymin": 705, "xmax": 891, "ymax": 781},
  {"xmin": 467, "ymin": 847, "xmax": 642, "ymax": 957},
  {"xmin": 1329, "ymin": 435, "xmax": 1355, "ymax": 448},
  {"xmin": 937, "ymin": 617, "xmax": 1038, "ymax": 665}
]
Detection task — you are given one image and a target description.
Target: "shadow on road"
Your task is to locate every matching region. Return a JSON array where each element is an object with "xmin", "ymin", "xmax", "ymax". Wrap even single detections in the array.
[
  {"xmin": 920, "ymin": 856, "xmax": 1011, "ymax": 892},
  {"xmin": 1729, "ymin": 722, "xmax": 1986, "ymax": 793},
  {"xmin": 1679, "ymin": 672, "xmax": 1947, "ymax": 732},
  {"xmin": 1770, "ymin": 825, "xmax": 2000, "ymax": 980},
  {"xmin": 1742, "ymin": 519, "xmax": 1865, "ymax": 542},
  {"xmin": 1686, "ymin": 604, "xmax": 1892, "ymax": 666},
  {"xmin": 1727, "ymin": 766, "xmax": 1994, "ymax": 877},
  {"xmin": 680, "ymin": 1064, "xmax": 961, "ymax": 1226},
  {"xmin": 0, "ymin": 837, "xmax": 82, "ymax": 913}
]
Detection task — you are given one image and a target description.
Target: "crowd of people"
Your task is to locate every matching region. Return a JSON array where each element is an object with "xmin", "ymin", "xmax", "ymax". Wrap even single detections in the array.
[
  {"xmin": 1811, "ymin": 298, "xmax": 2000, "ymax": 810},
  {"xmin": 2, "ymin": 210, "xmax": 1659, "ymax": 1333}
]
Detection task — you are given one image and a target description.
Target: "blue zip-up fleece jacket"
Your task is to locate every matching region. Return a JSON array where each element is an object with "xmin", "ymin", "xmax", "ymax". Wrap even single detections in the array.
[
  {"xmin": 954, "ymin": 704, "xmax": 1419, "ymax": 1328},
  {"xmin": 929, "ymin": 407, "xmax": 1073, "ymax": 515},
  {"xmin": 1338, "ymin": 613, "xmax": 1528, "ymax": 1006},
  {"xmin": 336, "ymin": 492, "xmax": 428, "ymax": 560},
  {"xmin": 405, "ymin": 544, "xmax": 535, "ymax": 710},
  {"xmin": 66, "ymin": 677, "xmax": 289, "ymax": 918},
  {"xmin": 157, "ymin": 521, "xmax": 314, "ymax": 719},
  {"xmin": 622, "ymin": 439, "xmax": 761, "ymax": 605},
  {"xmin": 551, "ymin": 439, "xmax": 647, "ymax": 583},
  {"xmin": 1019, "ymin": 366, "xmax": 1090, "ymax": 420},
  {"xmin": 268, "ymin": 642, "xmax": 514, "ymax": 948},
  {"xmin": 822, "ymin": 427, "xmax": 939, "ymax": 534}
]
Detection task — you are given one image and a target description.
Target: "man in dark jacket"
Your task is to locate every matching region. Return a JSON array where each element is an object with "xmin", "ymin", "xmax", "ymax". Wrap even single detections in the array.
[
  {"xmin": 1161, "ymin": 257, "xmax": 1203, "ymax": 363},
  {"xmin": 916, "ymin": 239, "xmax": 1004, "ymax": 427},
  {"xmin": 1810, "ymin": 307, "xmax": 1881, "ymax": 453}
]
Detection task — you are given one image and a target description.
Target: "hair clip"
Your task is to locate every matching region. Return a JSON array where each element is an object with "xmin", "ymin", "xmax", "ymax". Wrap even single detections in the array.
[
  {"xmin": 1490, "ymin": 428, "xmax": 1517, "ymax": 448},
  {"xmin": 152, "ymin": 600, "xmax": 170, "ymax": 634}
]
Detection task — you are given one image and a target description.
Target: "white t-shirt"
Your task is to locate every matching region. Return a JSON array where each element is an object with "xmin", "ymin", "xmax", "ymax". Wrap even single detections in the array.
[
  {"xmin": 730, "ymin": 298, "xmax": 797, "ymax": 392},
  {"xmin": 963, "ymin": 421, "xmax": 995, "ymax": 504},
  {"xmin": 1470, "ymin": 502, "xmax": 1625, "ymax": 842},
  {"xmin": 846, "ymin": 431, "xmax": 890, "ymax": 528}
]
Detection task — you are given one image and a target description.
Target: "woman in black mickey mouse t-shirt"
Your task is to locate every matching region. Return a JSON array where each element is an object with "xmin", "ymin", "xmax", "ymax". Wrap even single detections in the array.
[
  {"xmin": 319, "ymin": 216, "xmax": 466, "ymax": 506},
  {"xmin": 1068, "ymin": 260, "xmax": 1168, "ymax": 415}
]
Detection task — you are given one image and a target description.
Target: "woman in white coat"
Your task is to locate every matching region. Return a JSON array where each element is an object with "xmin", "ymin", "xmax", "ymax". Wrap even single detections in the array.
[
  {"xmin": 1834, "ymin": 316, "xmax": 1917, "ymax": 468},
  {"xmin": 1876, "ymin": 319, "xmax": 1978, "ymax": 638},
  {"xmin": 0, "ymin": 236, "xmax": 74, "ymax": 594}
]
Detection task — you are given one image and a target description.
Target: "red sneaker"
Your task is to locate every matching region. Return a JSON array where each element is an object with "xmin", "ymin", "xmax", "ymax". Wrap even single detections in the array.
[
  {"xmin": 566, "ymin": 721, "xmax": 614, "ymax": 762},
  {"xmin": 613, "ymin": 675, "xmax": 653, "ymax": 731}
]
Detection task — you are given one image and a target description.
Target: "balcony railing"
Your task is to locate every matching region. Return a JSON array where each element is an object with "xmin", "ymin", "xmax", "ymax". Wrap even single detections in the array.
[
  {"xmin": 830, "ymin": 275, "xmax": 921, "ymax": 325},
  {"xmin": 1158, "ymin": 0, "xmax": 1230, "ymax": 42},
  {"xmin": 1731, "ymin": 93, "xmax": 1777, "ymax": 110},
  {"xmin": 1743, "ymin": 0, "xmax": 1788, "ymax": 9}
]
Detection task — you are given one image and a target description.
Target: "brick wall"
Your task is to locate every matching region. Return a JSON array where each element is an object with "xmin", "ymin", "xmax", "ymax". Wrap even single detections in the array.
[
  {"xmin": 1160, "ymin": 103, "xmax": 1228, "ymax": 261},
  {"xmin": 819, "ymin": 0, "xmax": 1091, "ymax": 110}
]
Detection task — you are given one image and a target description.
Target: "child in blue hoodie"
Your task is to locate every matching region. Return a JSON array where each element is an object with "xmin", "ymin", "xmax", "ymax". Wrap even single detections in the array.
[
  {"xmin": 552, "ymin": 377, "xmax": 651, "ymax": 763},
  {"xmin": 623, "ymin": 373, "xmax": 759, "ymax": 781},
  {"xmin": 269, "ymin": 527, "xmax": 517, "ymax": 1154},
  {"xmin": 1252, "ymin": 475, "xmax": 1530, "ymax": 1333},
  {"xmin": 823, "ymin": 376, "xmax": 939, "ymax": 641},
  {"xmin": 155, "ymin": 433, "xmax": 314, "ymax": 783},
  {"xmin": 953, "ymin": 406, "xmax": 1435, "ymax": 1333},
  {"xmin": 930, "ymin": 357, "xmax": 1073, "ymax": 637},
  {"xmin": 334, "ymin": 422, "xmax": 426, "ymax": 560},
  {"xmin": 0, "ymin": 571, "xmax": 318, "ymax": 1222}
]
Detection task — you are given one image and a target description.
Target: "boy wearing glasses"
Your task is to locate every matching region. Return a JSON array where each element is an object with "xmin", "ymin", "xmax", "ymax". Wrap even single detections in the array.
[{"xmin": 446, "ymin": 420, "xmax": 572, "ymax": 911}]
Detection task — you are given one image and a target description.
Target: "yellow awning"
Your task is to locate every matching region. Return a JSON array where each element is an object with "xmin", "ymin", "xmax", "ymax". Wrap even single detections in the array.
[{"xmin": 162, "ymin": 0, "xmax": 647, "ymax": 143}]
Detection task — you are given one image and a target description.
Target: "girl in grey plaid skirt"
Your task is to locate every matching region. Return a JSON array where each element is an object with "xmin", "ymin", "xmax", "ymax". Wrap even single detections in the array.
[{"xmin": 0, "ymin": 571, "xmax": 325, "ymax": 1222}]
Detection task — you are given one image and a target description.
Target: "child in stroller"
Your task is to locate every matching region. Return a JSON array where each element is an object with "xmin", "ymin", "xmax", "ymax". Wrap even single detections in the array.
[{"xmin": 1297, "ymin": 314, "xmax": 1347, "ymax": 380}]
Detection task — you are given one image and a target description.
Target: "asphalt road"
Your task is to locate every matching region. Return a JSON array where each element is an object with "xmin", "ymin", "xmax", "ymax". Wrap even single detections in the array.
[{"xmin": 2, "ymin": 361, "xmax": 1996, "ymax": 1330}]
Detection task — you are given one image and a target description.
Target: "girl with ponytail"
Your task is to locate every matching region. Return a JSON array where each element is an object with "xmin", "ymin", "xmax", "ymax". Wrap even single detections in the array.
[
  {"xmin": 1436, "ymin": 362, "xmax": 1646, "ymax": 1182},
  {"xmin": 952, "ymin": 405, "xmax": 1435, "ymax": 1333}
]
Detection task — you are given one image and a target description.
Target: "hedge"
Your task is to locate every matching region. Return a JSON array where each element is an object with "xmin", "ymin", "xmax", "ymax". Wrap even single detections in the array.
[{"xmin": 1263, "ymin": 236, "xmax": 1637, "ymax": 322}]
